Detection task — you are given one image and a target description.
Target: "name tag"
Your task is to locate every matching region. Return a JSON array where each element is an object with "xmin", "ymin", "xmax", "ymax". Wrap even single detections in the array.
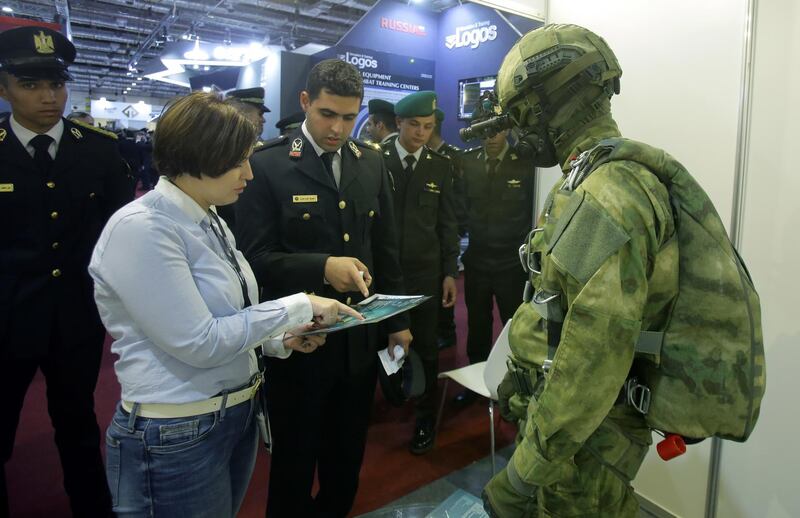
[
  {"xmin": 293, "ymin": 195, "xmax": 318, "ymax": 203},
  {"xmin": 0, "ymin": 183, "xmax": 13, "ymax": 193}
]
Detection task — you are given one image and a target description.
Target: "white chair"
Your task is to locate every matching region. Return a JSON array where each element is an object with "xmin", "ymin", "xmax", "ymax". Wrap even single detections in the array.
[{"xmin": 434, "ymin": 319, "xmax": 513, "ymax": 474}]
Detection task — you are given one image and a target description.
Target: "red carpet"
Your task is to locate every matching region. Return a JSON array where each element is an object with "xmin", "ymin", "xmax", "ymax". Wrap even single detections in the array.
[{"xmin": 7, "ymin": 275, "xmax": 517, "ymax": 517}]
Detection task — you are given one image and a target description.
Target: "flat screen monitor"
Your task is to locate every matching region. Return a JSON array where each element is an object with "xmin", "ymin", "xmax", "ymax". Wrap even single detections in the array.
[{"xmin": 458, "ymin": 75, "xmax": 496, "ymax": 120}]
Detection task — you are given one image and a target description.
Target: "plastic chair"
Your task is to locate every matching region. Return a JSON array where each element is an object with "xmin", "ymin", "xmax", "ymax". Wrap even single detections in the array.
[{"xmin": 434, "ymin": 319, "xmax": 513, "ymax": 474}]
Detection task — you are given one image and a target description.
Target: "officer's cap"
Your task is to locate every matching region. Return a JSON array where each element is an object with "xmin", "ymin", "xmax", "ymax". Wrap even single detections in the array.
[
  {"xmin": 0, "ymin": 26, "xmax": 75, "ymax": 81},
  {"xmin": 275, "ymin": 111, "xmax": 305, "ymax": 133},
  {"xmin": 368, "ymin": 98, "xmax": 395, "ymax": 116},
  {"xmin": 226, "ymin": 87, "xmax": 270, "ymax": 113},
  {"xmin": 434, "ymin": 108, "xmax": 444, "ymax": 123},
  {"xmin": 394, "ymin": 91, "xmax": 437, "ymax": 118}
]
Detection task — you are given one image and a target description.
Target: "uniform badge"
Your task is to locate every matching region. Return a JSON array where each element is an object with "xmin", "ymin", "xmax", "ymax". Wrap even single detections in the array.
[
  {"xmin": 424, "ymin": 181, "xmax": 440, "ymax": 194},
  {"xmin": 348, "ymin": 140, "xmax": 362, "ymax": 159},
  {"xmin": 293, "ymin": 194, "xmax": 318, "ymax": 203},
  {"xmin": 510, "ymin": 153, "xmax": 518, "ymax": 160},
  {"xmin": 425, "ymin": 153, "xmax": 432, "ymax": 160},
  {"xmin": 0, "ymin": 183, "xmax": 13, "ymax": 192},
  {"xmin": 431, "ymin": 98, "xmax": 437, "ymax": 110},
  {"xmin": 0, "ymin": 128, "xmax": 6, "ymax": 142},
  {"xmin": 34, "ymin": 31, "xmax": 55, "ymax": 54},
  {"xmin": 383, "ymin": 149, "xmax": 390, "ymax": 156},
  {"xmin": 507, "ymin": 179, "xmax": 522, "ymax": 188},
  {"xmin": 289, "ymin": 138, "xmax": 303, "ymax": 158},
  {"xmin": 70, "ymin": 127, "xmax": 83, "ymax": 139}
]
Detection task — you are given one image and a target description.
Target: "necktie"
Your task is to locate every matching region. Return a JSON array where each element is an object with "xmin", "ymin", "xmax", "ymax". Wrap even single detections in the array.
[
  {"xmin": 31, "ymin": 134, "xmax": 54, "ymax": 174},
  {"xmin": 404, "ymin": 155, "xmax": 416, "ymax": 175},
  {"xmin": 487, "ymin": 158, "xmax": 500, "ymax": 177},
  {"xmin": 321, "ymin": 152, "xmax": 338, "ymax": 187}
]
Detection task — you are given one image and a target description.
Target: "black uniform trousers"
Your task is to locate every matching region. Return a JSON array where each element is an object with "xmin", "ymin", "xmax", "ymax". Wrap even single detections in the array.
[
  {"xmin": 464, "ymin": 263, "xmax": 527, "ymax": 364},
  {"xmin": 264, "ymin": 332, "xmax": 377, "ymax": 518},
  {"xmin": 0, "ymin": 321, "xmax": 109, "ymax": 517},
  {"xmin": 406, "ymin": 275, "xmax": 442, "ymax": 420}
]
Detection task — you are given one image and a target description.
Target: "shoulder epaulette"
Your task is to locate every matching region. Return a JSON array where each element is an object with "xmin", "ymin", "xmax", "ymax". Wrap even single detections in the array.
[
  {"xmin": 70, "ymin": 120, "xmax": 118, "ymax": 140},
  {"xmin": 443, "ymin": 143, "xmax": 463, "ymax": 153},
  {"xmin": 352, "ymin": 138, "xmax": 382, "ymax": 152},
  {"xmin": 462, "ymin": 146, "xmax": 481, "ymax": 155},
  {"xmin": 254, "ymin": 134, "xmax": 288, "ymax": 152},
  {"xmin": 425, "ymin": 147, "xmax": 450, "ymax": 160}
]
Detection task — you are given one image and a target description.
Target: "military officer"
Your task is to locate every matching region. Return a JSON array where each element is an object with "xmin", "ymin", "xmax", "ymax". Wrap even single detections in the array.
[
  {"xmin": 225, "ymin": 86, "xmax": 270, "ymax": 140},
  {"xmin": 235, "ymin": 59, "xmax": 411, "ymax": 517},
  {"xmin": 480, "ymin": 24, "xmax": 677, "ymax": 516},
  {"xmin": 427, "ymin": 108, "xmax": 465, "ymax": 351},
  {"xmin": 455, "ymin": 99, "xmax": 535, "ymax": 406},
  {"xmin": 0, "ymin": 26, "xmax": 133, "ymax": 516},
  {"xmin": 382, "ymin": 91, "xmax": 459, "ymax": 454},
  {"xmin": 365, "ymin": 98, "xmax": 398, "ymax": 144}
]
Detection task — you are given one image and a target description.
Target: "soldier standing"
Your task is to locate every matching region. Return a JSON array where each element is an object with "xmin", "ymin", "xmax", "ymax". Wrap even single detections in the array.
[
  {"xmin": 235, "ymin": 59, "xmax": 411, "ymax": 517},
  {"xmin": 481, "ymin": 24, "xmax": 676, "ymax": 516},
  {"xmin": 365, "ymin": 98, "xmax": 398, "ymax": 145},
  {"xmin": 381, "ymin": 91, "xmax": 459, "ymax": 454},
  {"xmin": 454, "ymin": 101, "xmax": 535, "ymax": 406},
  {"xmin": 0, "ymin": 26, "xmax": 133, "ymax": 516}
]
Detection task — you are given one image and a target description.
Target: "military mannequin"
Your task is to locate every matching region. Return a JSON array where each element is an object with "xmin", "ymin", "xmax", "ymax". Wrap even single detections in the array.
[
  {"xmin": 455, "ymin": 100, "xmax": 535, "ymax": 406},
  {"xmin": 365, "ymin": 98, "xmax": 398, "ymax": 145},
  {"xmin": 235, "ymin": 59, "xmax": 411, "ymax": 517},
  {"xmin": 0, "ymin": 26, "xmax": 133, "ymax": 516},
  {"xmin": 381, "ymin": 91, "xmax": 459, "ymax": 454},
  {"xmin": 427, "ymin": 108, "xmax": 464, "ymax": 350},
  {"xmin": 480, "ymin": 24, "xmax": 678, "ymax": 516}
]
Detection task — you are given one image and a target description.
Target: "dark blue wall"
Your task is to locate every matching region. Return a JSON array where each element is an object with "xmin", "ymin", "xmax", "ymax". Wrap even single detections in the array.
[{"xmin": 434, "ymin": 3, "xmax": 542, "ymax": 148}]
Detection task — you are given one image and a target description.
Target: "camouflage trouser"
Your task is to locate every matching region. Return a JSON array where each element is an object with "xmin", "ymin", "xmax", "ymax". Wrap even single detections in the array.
[{"xmin": 492, "ymin": 394, "xmax": 651, "ymax": 517}]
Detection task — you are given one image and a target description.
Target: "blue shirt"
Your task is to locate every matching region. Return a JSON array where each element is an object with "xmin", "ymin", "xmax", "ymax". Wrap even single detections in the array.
[{"xmin": 90, "ymin": 178, "xmax": 312, "ymax": 404}]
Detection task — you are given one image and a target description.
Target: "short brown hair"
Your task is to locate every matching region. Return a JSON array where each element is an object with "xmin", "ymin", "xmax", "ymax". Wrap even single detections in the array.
[{"xmin": 153, "ymin": 91, "xmax": 256, "ymax": 179}]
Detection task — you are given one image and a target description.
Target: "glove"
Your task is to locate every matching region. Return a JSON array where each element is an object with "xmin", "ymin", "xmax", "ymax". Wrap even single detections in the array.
[
  {"xmin": 496, "ymin": 370, "xmax": 516, "ymax": 422},
  {"xmin": 482, "ymin": 465, "xmax": 537, "ymax": 517}
]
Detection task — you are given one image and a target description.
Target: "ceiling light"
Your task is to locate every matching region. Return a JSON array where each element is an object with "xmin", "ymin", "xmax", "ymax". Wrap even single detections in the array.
[
  {"xmin": 2, "ymin": 6, "xmax": 13, "ymax": 13},
  {"xmin": 203, "ymin": 66, "xmax": 210, "ymax": 71},
  {"xmin": 184, "ymin": 39, "xmax": 209, "ymax": 61},
  {"xmin": 131, "ymin": 82, "xmax": 136, "ymax": 86},
  {"xmin": 137, "ymin": 77, "xmax": 143, "ymax": 80},
  {"xmin": 202, "ymin": 86, "xmax": 211, "ymax": 93}
]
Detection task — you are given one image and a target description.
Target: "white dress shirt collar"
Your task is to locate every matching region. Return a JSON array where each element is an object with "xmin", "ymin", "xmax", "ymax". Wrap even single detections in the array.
[
  {"xmin": 395, "ymin": 138, "xmax": 424, "ymax": 168},
  {"xmin": 154, "ymin": 176, "xmax": 209, "ymax": 225},
  {"xmin": 380, "ymin": 131, "xmax": 399, "ymax": 144},
  {"xmin": 10, "ymin": 114, "xmax": 63, "ymax": 159}
]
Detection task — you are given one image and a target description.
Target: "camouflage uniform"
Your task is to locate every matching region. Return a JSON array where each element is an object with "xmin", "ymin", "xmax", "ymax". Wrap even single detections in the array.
[{"xmin": 481, "ymin": 25, "xmax": 679, "ymax": 517}]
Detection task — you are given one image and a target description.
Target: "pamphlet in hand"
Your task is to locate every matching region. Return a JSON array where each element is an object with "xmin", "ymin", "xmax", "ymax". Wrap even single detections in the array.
[{"xmin": 299, "ymin": 293, "xmax": 430, "ymax": 336}]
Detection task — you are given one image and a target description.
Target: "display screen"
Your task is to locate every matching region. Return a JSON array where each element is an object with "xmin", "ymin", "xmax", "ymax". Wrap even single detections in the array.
[{"xmin": 457, "ymin": 75, "xmax": 496, "ymax": 120}]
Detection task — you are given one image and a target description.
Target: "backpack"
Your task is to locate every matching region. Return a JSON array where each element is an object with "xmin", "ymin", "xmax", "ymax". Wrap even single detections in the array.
[{"xmin": 568, "ymin": 137, "xmax": 766, "ymax": 442}]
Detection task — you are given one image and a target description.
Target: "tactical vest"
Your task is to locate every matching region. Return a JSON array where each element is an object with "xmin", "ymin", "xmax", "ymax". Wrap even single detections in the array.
[{"xmin": 519, "ymin": 138, "xmax": 765, "ymax": 443}]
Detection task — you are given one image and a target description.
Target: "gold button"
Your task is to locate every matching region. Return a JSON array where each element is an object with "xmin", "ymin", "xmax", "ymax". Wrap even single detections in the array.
[
  {"xmin": 302, "ymin": 212, "xmax": 311, "ymax": 221},
  {"xmin": 343, "ymin": 233, "xmax": 350, "ymax": 242},
  {"xmin": 52, "ymin": 268, "xmax": 62, "ymax": 278},
  {"xmin": 46, "ymin": 181, "xmax": 55, "ymax": 189},
  {"xmin": 89, "ymin": 192, "xmax": 96, "ymax": 198},
  {"xmin": 346, "ymin": 297, "xmax": 352, "ymax": 305},
  {"xmin": 51, "ymin": 241, "xmax": 60, "ymax": 250},
  {"xmin": 50, "ymin": 211, "xmax": 58, "ymax": 220},
  {"xmin": 338, "ymin": 200, "xmax": 346, "ymax": 210},
  {"xmin": 368, "ymin": 210, "xmax": 375, "ymax": 218}
]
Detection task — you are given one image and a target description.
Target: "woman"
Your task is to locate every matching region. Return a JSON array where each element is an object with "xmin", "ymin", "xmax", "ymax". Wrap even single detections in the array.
[{"xmin": 89, "ymin": 92, "xmax": 360, "ymax": 517}]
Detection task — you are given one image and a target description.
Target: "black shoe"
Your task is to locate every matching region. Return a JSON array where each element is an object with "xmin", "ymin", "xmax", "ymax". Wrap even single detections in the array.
[
  {"xmin": 437, "ymin": 335, "xmax": 456, "ymax": 350},
  {"xmin": 453, "ymin": 390, "xmax": 478, "ymax": 407},
  {"xmin": 409, "ymin": 418, "xmax": 435, "ymax": 455}
]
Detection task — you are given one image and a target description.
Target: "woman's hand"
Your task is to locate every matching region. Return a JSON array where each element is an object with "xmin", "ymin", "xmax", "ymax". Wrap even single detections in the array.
[
  {"xmin": 306, "ymin": 294, "xmax": 364, "ymax": 327},
  {"xmin": 283, "ymin": 323, "xmax": 326, "ymax": 354}
]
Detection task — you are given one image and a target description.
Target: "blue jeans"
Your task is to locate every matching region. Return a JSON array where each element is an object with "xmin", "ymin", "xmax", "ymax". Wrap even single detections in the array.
[{"xmin": 105, "ymin": 396, "xmax": 258, "ymax": 517}]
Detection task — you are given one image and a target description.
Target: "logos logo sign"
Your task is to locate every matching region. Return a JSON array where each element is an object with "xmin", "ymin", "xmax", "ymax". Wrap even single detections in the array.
[
  {"xmin": 122, "ymin": 105, "xmax": 139, "ymax": 118},
  {"xmin": 380, "ymin": 17, "xmax": 427, "ymax": 37},
  {"xmin": 33, "ymin": 31, "xmax": 55, "ymax": 54},
  {"xmin": 445, "ymin": 21, "xmax": 497, "ymax": 50},
  {"xmin": 338, "ymin": 51, "xmax": 378, "ymax": 70}
]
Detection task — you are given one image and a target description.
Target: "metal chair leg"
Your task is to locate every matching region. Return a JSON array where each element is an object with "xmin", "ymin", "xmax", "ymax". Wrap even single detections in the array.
[
  {"xmin": 489, "ymin": 399, "xmax": 496, "ymax": 475},
  {"xmin": 434, "ymin": 378, "xmax": 449, "ymax": 436}
]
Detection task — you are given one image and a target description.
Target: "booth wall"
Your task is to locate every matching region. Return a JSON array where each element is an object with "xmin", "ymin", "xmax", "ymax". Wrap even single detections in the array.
[
  {"xmin": 434, "ymin": 3, "xmax": 540, "ymax": 147},
  {"xmin": 545, "ymin": 1, "xmax": 748, "ymax": 516},
  {"xmin": 716, "ymin": 0, "xmax": 800, "ymax": 516}
]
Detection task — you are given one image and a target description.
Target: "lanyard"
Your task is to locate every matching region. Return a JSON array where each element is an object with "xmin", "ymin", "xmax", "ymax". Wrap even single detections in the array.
[{"xmin": 207, "ymin": 210, "xmax": 252, "ymax": 308}]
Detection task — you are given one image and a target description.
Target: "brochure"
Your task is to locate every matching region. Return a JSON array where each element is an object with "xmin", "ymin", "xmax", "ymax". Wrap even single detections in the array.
[{"xmin": 298, "ymin": 293, "xmax": 430, "ymax": 336}]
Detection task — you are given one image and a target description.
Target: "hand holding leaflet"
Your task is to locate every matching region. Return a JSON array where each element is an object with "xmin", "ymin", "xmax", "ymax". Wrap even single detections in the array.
[{"xmin": 297, "ymin": 294, "xmax": 430, "ymax": 336}]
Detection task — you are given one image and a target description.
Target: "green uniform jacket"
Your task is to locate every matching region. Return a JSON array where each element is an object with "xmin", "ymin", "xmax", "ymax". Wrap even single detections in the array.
[
  {"xmin": 380, "ymin": 141, "xmax": 459, "ymax": 282},
  {"xmin": 460, "ymin": 146, "xmax": 535, "ymax": 272},
  {"xmin": 508, "ymin": 116, "xmax": 678, "ymax": 493}
]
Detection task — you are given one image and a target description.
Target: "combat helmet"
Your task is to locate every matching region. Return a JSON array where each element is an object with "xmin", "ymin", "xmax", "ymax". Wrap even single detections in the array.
[{"xmin": 496, "ymin": 24, "xmax": 622, "ymax": 165}]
